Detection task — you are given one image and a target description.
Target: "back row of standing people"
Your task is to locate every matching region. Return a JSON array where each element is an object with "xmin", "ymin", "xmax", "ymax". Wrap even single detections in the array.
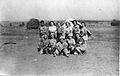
[{"xmin": 39, "ymin": 20, "xmax": 92, "ymax": 40}]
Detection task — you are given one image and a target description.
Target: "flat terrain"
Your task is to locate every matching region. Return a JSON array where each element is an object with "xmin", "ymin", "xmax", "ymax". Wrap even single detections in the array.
[{"xmin": 0, "ymin": 25, "xmax": 119, "ymax": 76}]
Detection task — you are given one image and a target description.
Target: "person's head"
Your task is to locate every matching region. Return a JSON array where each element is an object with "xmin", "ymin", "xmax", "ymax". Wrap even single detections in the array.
[
  {"xmin": 40, "ymin": 20, "xmax": 44, "ymax": 26},
  {"xmin": 76, "ymin": 33, "xmax": 80, "ymax": 38},
  {"xmin": 57, "ymin": 22, "xmax": 61, "ymax": 27},
  {"xmin": 81, "ymin": 22, "xmax": 86, "ymax": 27},
  {"xmin": 68, "ymin": 34, "xmax": 73, "ymax": 39},
  {"xmin": 72, "ymin": 20, "xmax": 77, "ymax": 25},
  {"xmin": 80, "ymin": 30, "xmax": 84, "ymax": 37},
  {"xmin": 51, "ymin": 33, "xmax": 55, "ymax": 39},
  {"xmin": 68, "ymin": 36, "xmax": 72, "ymax": 39},
  {"xmin": 49, "ymin": 21, "xmax": 55, "ymax": 26},
  {"xmin": 60, "ymin": 36, "xmax": 65, "ymax": 43},
  {"xmin": 65, "ymin": 22, "xmax": 70, "ymax": 27},
  {"xmin": 44, "ymin": 34, "xmax": 48, "ymax": 39}
]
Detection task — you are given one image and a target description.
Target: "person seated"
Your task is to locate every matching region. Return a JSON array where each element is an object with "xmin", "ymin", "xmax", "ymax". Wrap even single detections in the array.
[
  {"xmin": 48, "ymin": 34, "xmax": 57, "ymax": 55},
  {"xmin": 38, "ymin": 35, "xmax": 44, "ymax": 53},
  {"xmin": 66, "ymin": 34, "xmax": 76, "ymax": 54},
  {"xmin": 55, "ymin": 36, "xmax": 69, "ymax": 57},
  {"xmin": 38, "ymin": 34, "xmax": 50, "ymax": 54},
  {"xmin": 74, "ymin": 33, "xmax": 87, "ymax": 55}
]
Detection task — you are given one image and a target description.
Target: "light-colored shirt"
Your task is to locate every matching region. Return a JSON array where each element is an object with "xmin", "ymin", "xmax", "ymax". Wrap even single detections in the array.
[
  {"xmin": 39, "ymin": 26, "xmax": 48, "ymax": 34},
  {"xmin": 49, "ymin": 25, "xmax": 57, "ymax": 33},
  {"xmin": 80, "ymin": 27, "xmax": 92, "ymax": 40},
  {"xmin": 67, "ymin": 38, "xmax": 75, "ymax": 46},
  {"xmin": 65, "ymin": 27, "xmax": 73, "ymax": 34},
  {"xmin": 49, "ymin": 39, "xmax": 57, "ymax": 47},
  {"xmin": 56, "ymin": 42, "xmax": 68, "ymax": 51},
  {"xmin": 73, "ymin": 25, "xmax": 80, "ymax": 34}
]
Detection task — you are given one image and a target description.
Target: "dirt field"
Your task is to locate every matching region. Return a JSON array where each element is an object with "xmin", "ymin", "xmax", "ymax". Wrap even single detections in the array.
[{"xmin": 0, "ymin": 24, "xmax": 119, "ymax": 76}]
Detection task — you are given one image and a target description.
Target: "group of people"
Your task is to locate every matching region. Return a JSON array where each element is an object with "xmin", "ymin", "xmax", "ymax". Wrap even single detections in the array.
[{"xmin": 37, "ymin": 19, "xmax": 92, "ymax": 57}]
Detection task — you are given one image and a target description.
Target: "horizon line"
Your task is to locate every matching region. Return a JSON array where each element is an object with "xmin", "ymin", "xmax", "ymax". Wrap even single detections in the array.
[{"xmin": 0, "ymin": 19, "xmax": 119, "ymax": 22}]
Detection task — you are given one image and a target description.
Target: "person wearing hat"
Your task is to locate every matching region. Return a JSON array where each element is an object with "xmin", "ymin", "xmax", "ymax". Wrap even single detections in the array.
[
  {"xmin": 74, "ymin": 33, "xmax": 87, "ymax": 55},
  {"xmin": 55, "ymin": 36, "xmax": 69, "ymax": 57},
  {"xmin": 66, "ymin": 34, "xmax": 76, "ymax": 54}
]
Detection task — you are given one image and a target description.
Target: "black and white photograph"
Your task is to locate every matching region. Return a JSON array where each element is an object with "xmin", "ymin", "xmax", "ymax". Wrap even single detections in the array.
[{"xmin": 0, "ymin": 0, "xmax": 119, "ymax": 76}]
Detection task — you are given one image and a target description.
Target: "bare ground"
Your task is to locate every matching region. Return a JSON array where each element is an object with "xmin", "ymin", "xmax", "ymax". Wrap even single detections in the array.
[{"xmin": 0, "ymin": 26, "xmax": 119, "ymax": 76}]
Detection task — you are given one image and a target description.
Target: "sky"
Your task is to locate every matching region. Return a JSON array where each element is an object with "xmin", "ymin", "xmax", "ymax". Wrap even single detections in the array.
[{"xmin": 0, "ymin": 0, "xmax": 119, "ymax": 21}]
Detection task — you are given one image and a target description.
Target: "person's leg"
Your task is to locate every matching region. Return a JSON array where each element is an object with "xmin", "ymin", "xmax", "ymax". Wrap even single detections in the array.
[
  {"xmin": 75, "ymin": 47, "xmax": 82, "ymax": 55},
  {"xmin": 48, "ymin": 48, "xmax": 52, "ymax": 54},
  {"xmin": 80, "ymin": 44, "xmax": 87, "ymax": 55},
  {"xmin": 39, "ymin": 48, "xmax": 43, "ymax": 54},
  {"xmin": 37, "ymin": 43, "xmax": 41, "ymax": 52},
  {"xmin": 71, "ymin": 46, "xmax": 75, "ymax": 54},
  {"xmin": 53, "ymin": 49, "xmax": 59, "ymax": 57},
  {"xmin": 63, "ymin": 49, "xmax": 69, "ymax": 57},
  {"xmin": 44, "ymin": 48, "xmax": 49, "ymax": 54}
]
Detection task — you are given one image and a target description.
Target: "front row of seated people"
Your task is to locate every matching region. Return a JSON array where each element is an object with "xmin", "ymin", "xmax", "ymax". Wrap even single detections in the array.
[{"xmin": 38, "ymin": 20, "xmax": 92, "ymax": 57}]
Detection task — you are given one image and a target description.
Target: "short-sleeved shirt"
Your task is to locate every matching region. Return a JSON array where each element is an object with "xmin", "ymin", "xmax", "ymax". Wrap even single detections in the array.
[
  {"xmin": 43, "ymin": 39, "xmax": 49, "ymax": 47},
  {"xmin": 65, "ymin": 27, "xmax": 73, "ymax": 35},
  {"xmin": 56, "ymin": 42, "xmax": 68, "ymax": 51},
  {"xmin": 67, "ymin": 38, "xmax": 75, "ymax": 46},
  {"xmin": 48, "ymin": 25, "xmax": 57, "ymax": 33},
  {"xmin": 57, "ymin": 26, "xmax": 64, "ymax": 34},
  {"xmin": 39, "ymin": 26, "xmax": 48, "ymax": 34},
  {"xmin": 76, "ymin": 37, "xmax": 85, "ymax": 47},
  {"xmin": 79, "ymin": 27, "xmax": 92, "ymax": 40},
  {"xmin": 73, "ymin": 25, "xmax": 80, "ymax": 34},
  {"xmin": 49, "ymin": 39, "xmax": 57, "ymax": 48}
]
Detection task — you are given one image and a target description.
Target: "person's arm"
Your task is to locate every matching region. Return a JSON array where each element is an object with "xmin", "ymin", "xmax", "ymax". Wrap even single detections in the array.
[
  {"xmin": 84, "ymin": 27, "xmax": 92, "ymax": 37},
  {"xmin": 72, "ymin": 39, "xmax": 76, "ymax": 45}
]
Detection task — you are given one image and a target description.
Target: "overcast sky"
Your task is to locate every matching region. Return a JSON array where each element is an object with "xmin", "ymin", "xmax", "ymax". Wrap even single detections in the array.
[{"xmin": 0, "ymin": 0, "xmax": 119, "ymax": 21}]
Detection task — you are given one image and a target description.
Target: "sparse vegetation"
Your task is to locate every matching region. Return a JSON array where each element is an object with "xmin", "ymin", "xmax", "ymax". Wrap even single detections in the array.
[
  {"xmin": 27, "ymin": 18, "xmax": 40, "ymax": 29},
  {"xmin": 111, "ymin": 19, "xmax": 119, "ymax": 26}
]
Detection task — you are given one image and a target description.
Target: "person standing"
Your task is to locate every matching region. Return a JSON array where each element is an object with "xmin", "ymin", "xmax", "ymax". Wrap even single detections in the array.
[
  {"xmin": 73, "ymin": 21, "xmax": 80, "ymax": 39},
  {"xmin": 79, "ymin": 22, "xmax": 92, "ymax": 41},
  {"xmin": 56, "ymin": 22, "xmax": 64, "ymax": 39},
  {"xmin": 39, "ymin": 20, "xmax": 48, "ymax": 38},
  {"xmin": 64, "ymin": 22, "xmax": 73, "ymax": 39},
  {"xmin": 48, "ymin": 21, "xmax": 57, "ymax": 39}
]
